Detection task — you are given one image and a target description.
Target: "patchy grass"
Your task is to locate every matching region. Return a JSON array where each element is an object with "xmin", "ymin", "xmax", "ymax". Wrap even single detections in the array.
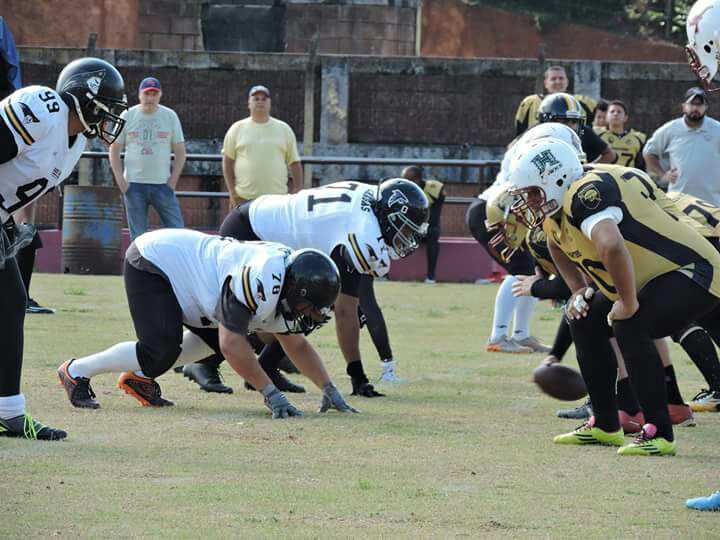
[{"xmin": 3, "ymin": 274, "xmax": 718, "ymax": 538}]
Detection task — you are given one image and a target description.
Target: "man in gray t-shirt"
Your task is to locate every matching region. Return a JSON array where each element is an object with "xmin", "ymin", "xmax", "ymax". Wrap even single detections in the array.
[
  {"xmin": 109, "ymin": 77, "xmax": 187, "ymax": 240},
  {"xmin": 644, "ymin": 87, "xmax": 720, "ymax": 207}
]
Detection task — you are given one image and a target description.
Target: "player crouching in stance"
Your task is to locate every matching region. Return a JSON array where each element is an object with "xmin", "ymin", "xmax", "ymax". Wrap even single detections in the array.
[
  {"xmin": 506, "ymin": 138, "xmax": 720, "ymax": 456},
  {"xmin": 58, "ymin": 230, "xmax": 357, "ymax": 418}
]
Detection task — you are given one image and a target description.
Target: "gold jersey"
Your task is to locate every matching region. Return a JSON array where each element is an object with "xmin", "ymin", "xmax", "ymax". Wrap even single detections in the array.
[
  {"xmin": 594, "ymin": 127, "xmax": 647, "ymax": 168},
  {"xmin": 543, "ymin": 164, "xmax": 720, "ymax": 300},
  {"xmin": 525, "ymin": 227, "xmax": 556, "ymax": 276},
  {"xmin": 515, "ymin": 94, "xmax": 597, "ymax": 134},
  {"xmin": 665, "ymin": 191, "xmax": 720, "ymax": 238},
  {"xmin": 423, "ymin": 179, "xmax": 444, "ymax": 207}
]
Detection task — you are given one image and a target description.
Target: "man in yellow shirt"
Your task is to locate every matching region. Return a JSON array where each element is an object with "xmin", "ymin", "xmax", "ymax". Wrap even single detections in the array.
[
  {"xmin": 594, "ymin": 100, "xmax": 647, "ymax": 170},
  {"xmin": 222, "ymin": 85, "xmax": 303, "ymax": 209}
]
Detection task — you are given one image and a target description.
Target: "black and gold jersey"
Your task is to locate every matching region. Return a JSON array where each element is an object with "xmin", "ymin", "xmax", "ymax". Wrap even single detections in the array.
[
  {"xmin": 543, "ymin": 164, "xmax": 720, "ymax": 300},
  {"xmin": 525, "ymin": 227, "xmax": 556, "ymax": 276},
  {"xmin": 666, "ymin": 191, "xmax": 720, "ymax": 238},
  {"xmin": 594, "ymin": 127, "xmax": 647, "ymax": 169},
  {"xmin": 515, "ymin": 94, "xmax": 597, "ymax": 135},
  {"xmin": 423, "ymin": 179, "xmax": 444, "ymax": 207}
]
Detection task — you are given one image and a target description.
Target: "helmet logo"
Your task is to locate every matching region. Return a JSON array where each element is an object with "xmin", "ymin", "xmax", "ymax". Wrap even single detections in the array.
[
  {"xmin": 388, "ymin": 189, "xmax": 409, "ymax": 207},
  {"xmin": 577, "ymin": 184, "xmax": 602, "ymax": 210},
  {"xmin": 86, "ymin": 76, "xmax": 102, "ymax": 95},
  {"xmin": 60, "ymin": 68, "xmax": 106, "ymax": 93},
  {"xmin": 530, "ymin": 150, "xmax": 561, "ymax": 176}
]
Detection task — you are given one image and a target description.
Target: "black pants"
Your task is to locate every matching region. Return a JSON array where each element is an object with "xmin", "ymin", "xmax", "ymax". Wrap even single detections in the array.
[
  {"xmin": 569, "ymin": 272, "xmax": 720, "ymax": 441},
  {"xmin": 465, "ymin": 198, "xmax": 534, "ymax": 275},
  {"xmin": 423, "ymin": 225, "xmax": 440, "ymax": 280},
  {"xmin": 0, "ymin": 229, "xmax": 27, "ymax": 396},
  {"xmin": 124, "ymin": 260, "xmax": 221, "ymax": 378}
]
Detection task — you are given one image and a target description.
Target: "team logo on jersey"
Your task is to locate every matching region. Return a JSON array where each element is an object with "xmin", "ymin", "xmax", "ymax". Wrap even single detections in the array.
[
  {"xmin": 388, "ymin": 190, "xmax": 409, "ymax": 208},
  {"xmin": 530, "ymin": 150, "xmax": 561, "ymax": 176},
  {"xmin": 578, "ymin": 184, "xmax": 602, "ymax": 210},
  {"xmin": 255, "ymin": 278, "xmax": 266, "ymax": 302},
  {"xmin": 19, "ymin": 103, "xmax": 39, "ymax": 124}
]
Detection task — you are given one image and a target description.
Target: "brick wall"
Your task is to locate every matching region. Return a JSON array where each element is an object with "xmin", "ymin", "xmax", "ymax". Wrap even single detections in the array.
[{"xmin": 137, "ymin": 0, "xmax": 204, "ymax": 50}]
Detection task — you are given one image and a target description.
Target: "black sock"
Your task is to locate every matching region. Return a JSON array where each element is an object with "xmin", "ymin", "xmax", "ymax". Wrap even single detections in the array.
[
  {"xmin": 616, "ymin": 377, "xmax": 641, "ymax": 415},
  {"xmin": 258, "ymin": 341, "xmax": 283, "ymax": 373},
  {"xmin": 346, "ymin": 360, "xmax": 367, "ymax": 382},
  {"xmin": 678, "ymin": 327, "xmax": 720, "ymax": 392},
  {"xmin": 664, "ymin": 365, "xmax": 685, "ymax": 405}
]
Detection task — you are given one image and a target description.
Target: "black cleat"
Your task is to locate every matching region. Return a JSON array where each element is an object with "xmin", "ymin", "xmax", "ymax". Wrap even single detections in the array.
[
  {"xmin": 351, "ymin": 377, "xmax": 385, "ymax": 398},
  {"xmin": 58, "ymin": 359, "xmax": 101, "ymax": 409},
  {"xmin": 182, "ymin": 363, "xmax": 233, "ymax": 394},
  {"xmin": 26, "ymin": 298, "xmax": 55, "ymax": 314},
  {"xmin": 0, "ymin": 414, "xmax": 67, "ymax": 440}
]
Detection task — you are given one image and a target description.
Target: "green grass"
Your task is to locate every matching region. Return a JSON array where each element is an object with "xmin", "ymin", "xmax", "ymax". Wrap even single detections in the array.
[{"xmin": 3, "ymin": 274, "xmax": 719, "ymax": 538}]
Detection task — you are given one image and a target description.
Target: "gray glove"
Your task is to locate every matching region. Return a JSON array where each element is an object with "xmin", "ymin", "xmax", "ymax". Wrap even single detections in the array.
[
  {"xmin": 319, "ymin": 382, "xmax": 359, "ymax": 413},
  {"xmin": 262, "ymin": 385, "xmax": 303, "ymax": 419}
]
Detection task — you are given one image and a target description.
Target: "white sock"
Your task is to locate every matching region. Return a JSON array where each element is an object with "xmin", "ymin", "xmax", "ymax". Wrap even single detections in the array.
[
  {"xmin": 0, "ymin": 393, "xmax": 26, "ymax": 419},
  {"xmin": 490, "ymin": 275, "xmax": 518, "ymax": 342},
  {"xmin": 70, "ymin": 341, "xmax": 142, "ymax": 379},
  {"xmin": 512, "ymin": 296, "xmax": 538, "ymax": 341},
  {"xmin": 170, "ymin": 331, "xmax": 216, "ymax": 370}
]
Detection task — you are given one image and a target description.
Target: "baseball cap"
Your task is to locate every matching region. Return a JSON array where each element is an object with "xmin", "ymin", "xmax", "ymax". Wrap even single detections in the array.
[
  {"xmin": 139, "ymin": 77, "xmax": 162, "ymax": 93},
  {"xmin": 685, "ymin": 86, "xmax": 707, "ymax": 103},
  {"xmin": 249, "ymin": 85, "xmax": 270, "ymax": 98}
]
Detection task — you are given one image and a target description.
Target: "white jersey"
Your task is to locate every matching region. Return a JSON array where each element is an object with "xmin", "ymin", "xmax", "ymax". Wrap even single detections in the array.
[
  {"xmin": 134, "ymin": 229, "xmax": 291, "ymax": 334},
  {"xmin": 0, "ymin": 85, "xmax": 87, "ymax": 223},
  {"xmin": 249, "ymin": 181, "xmax": 391, "ymax": 277}
]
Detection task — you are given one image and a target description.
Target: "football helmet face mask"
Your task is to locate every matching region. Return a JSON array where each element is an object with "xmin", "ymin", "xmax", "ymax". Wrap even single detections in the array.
[
  {"xmin": 687, "ymin": 0, "xmax": 720, "ymax": 91},
  {"xmin": 374, "ymin": 178, "xmax": 430, "ymax": 259},
  {"xmin": 537, "ymin": 93, "xmax": 586, "ymax": 133},
  {"xmin": 279, "ymin": 249, "xmax": 340, "ymax": 335},
  {"xmin": 506, "ymin": 138, "xmax": 584, "ymax": 229},
  {"xmin": 485, "ymin": 189, "xmax": 529, "ymax": 263},
  {"xmin": 56, "ymin": 57, "xmax": 128, "ymax": 144}
]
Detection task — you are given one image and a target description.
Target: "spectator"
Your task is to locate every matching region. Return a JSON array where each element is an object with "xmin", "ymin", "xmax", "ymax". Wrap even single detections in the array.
[
  {"xmin": 644, "ymin": 87, "xmax": 720, "ymax": 206},
  {"xmin": 595, "ymin": 100, "xmax": 647, "ymax": 170},
  {"xmin": 514, "ymin": 65, "xmax": 597, "ymax": 135},
  {"xmin": 401, "ymin": 165, "xmax": 445, "ymax": 284},
  {"xmin": 592, "ymin": 99, "xmax": 609, "ymax": 129},
  {"xmin": 109, "ymin": 77, "xmax": 186, "ymax": 240},
  {"xmin": 222, "ymin": 85, "xmax": 302, "ymax": 210}
]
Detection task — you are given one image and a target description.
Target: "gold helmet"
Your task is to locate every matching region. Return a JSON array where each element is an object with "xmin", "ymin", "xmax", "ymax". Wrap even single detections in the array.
[{"xmin": 485, "ymin": 188, "xmax": 529, "ymax": 262}]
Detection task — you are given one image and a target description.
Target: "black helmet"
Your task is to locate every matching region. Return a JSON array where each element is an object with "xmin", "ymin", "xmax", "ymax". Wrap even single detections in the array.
[
  {"xmin": 56, "ymin": 57, "xmax": 127, "ymax": 144},
  {"xmin": 280, "ymin": 249, "xmax": 340, "ymax": 334},
  {"xmin": 374, "ymin": 178, "xmax": 429, "ymax": 259},
  {"xmin": 537, "ymin": 93, "xmax": 586, "ymax": 132}
]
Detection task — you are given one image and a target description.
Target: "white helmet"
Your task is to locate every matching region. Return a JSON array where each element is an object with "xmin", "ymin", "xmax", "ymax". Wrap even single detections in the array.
[
  {"xmin": 686, "ymin": 0, "xmax": 720, "ymax": 91},
  {"xmin": 506, "ymin": 138, "xmax": 584, "ymax": 228}
]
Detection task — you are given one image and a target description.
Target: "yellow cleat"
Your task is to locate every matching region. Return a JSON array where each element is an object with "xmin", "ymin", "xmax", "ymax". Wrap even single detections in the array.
[
  {"xmin": 617, "ymin": 423, "xmax": 676, "ymax": 456},
  {"xmin": 553, "ymin": 416, "xmax": 624, "ymax": 446}
]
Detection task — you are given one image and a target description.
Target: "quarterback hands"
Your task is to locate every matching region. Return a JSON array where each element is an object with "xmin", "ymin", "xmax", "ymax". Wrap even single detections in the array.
[
  {"xmin": 262, "ymin": 385, "xmax": 303, "ymax": 419},
  {"xmin": 565, "ymin": 287, "xmax": 595, "ymax": 320},
  {"xmin": 319, "ymin": 382, "xmax": 359, "ymax": 413},
  {"xmin": 607, "ymin": 298, "xmax": 639, "ymax": 324}
]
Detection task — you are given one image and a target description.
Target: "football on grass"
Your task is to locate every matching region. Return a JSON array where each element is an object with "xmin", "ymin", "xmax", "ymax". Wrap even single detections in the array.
[{"xmin": 532, "ymin": 363, "xmax": 587, "ymax": 401}]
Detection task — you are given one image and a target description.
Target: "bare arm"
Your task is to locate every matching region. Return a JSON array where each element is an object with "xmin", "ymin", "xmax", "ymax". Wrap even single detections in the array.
[
  {"xmin": 109, "ymin": 142, "xmax": 128, "ymax": 193},
  {"xmin": 593, "ymin": 146, "xmax": 617, "ymax": 164},
  {"xmin": 548, "ymin": 236, "xmax": 587, "ymax": 293},
  {"xmin": 334, "ymin": 293, "xmax": 361, "ymax": 366},
  {"xmin": 591, "ymin": 219, "xmax": 638, "ymax": 319},
  {"xmin": 218, "ymin": 324, "xmax": 273, "ymax": 392},
  {"xmin": 643, "ymin": 152, "xmax": 678, "ymax": 184},
  {"xmin": 169, "ymin": 142, "xmax": 186, "ymax": 189},
  {"xmin": 222, "ymin": 154, "xmax": 236, "ymax": 197},
  {"xmin": 288, "ymin": 161, "xmax": 303, "ymax": 193},
  {"xmin": 275, "ymin": 333, "xmax": 331, "ymax": 389}
]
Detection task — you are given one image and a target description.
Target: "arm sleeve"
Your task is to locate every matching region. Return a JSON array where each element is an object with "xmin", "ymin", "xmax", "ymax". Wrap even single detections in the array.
[
  {"xmin": 581, "ymin": 127, "xmax": 609, "ymax": 161},
  {"xmin": 216, "ymin": 276, "xmax": 252, "ymax": 335},
  {"xmin": 530, "ymin": 275, "xmax": 571, "ymax": 300}
]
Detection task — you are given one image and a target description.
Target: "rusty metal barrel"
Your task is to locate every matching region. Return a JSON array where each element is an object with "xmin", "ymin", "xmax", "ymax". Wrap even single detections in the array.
[{"xmin": 62, "ymin": 185, "xmax": 124, "ymax": 275}]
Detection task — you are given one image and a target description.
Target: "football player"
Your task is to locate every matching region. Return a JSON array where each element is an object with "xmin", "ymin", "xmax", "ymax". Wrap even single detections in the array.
[
  {"xmin": 594, "ymin": 100, "xmax": 647, "ymax": 169},
  {"xmin": 0, "ymin": 57, "xmax": 127, "ymax": 441},
  {"xmin": 507, "ymin": 138, "xmax": 720, "ymax": 456},
  {"xmin": 185, "ymin": 178, "xmax": 429, "ymax": 397},
  {"xmin": 58, "ymin": 229, "xmax": 357, "ymax": 418}
]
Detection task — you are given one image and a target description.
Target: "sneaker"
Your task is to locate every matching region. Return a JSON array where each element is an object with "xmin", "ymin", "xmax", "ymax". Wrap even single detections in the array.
[
  {"xmin": 57, "ymin": 359, "xmax": 100, "ymax": 409},
  {"xmin": 557, "ymin": 399, "xmax": 593, "ymax": 419},
  {"xmin": 553, "ymin": 416, "xmax": 625, "ymax": 446},
  {"xmin": 117, "ymin": 372, "xmax": 174, "ymax": 407},
  {"xmin": 182, "ymin": 363, "xmax": 233, "ymax": 394},
  {"xmin": 486, "ymin": 337, "xmax": 533, "ymax": 354},
  {"xmin": 669, "ymin": 403, "xmax": 696, "ymax": 426},
  {"xmin": 379, "ymin": 360, "xmax": 402, "ymax": 384},
  {"xmin": 618, "ymin": 409, "xmax": 645, "ymax": 434},
  {"xmin": 424, "ymin": 278, "xmax": 436, "ymax": 284},
  {"xmin": 689, "ymin": 389, "xmax": 720, "ymax": 412},
  {"xmin": 686, "ymin": 491, "xmax": 720, "ymax": 511},
  {"xmin": 0, "ymin": 413, "xmax": 67, "ymax": 440},
  {"xmin": 26, "ymin": 298, "xmax": 55, "ymax": 314},
  {"xmin": 617, "ymin": 423, "xmax": 676, "ymax": 456},
  {"xmin": 515, "ymin": 336, "xmax": 552, "ymax": 353}
]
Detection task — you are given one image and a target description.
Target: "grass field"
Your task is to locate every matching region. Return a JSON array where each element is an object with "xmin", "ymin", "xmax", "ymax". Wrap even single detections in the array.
[{"xmin": 3, "ymin": 274, "xmax": 719, "ymax": 538}]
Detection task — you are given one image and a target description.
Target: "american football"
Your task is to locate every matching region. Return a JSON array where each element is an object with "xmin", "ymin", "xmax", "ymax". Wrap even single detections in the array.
[{"xmin": 533, "ymin": 363, "xmax": 588, "ymax": 401}]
